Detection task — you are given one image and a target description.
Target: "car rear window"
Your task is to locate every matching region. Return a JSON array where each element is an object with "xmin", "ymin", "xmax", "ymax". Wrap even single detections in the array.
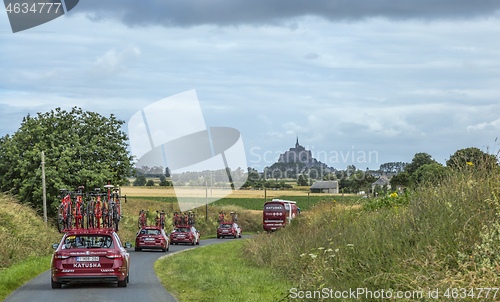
[
  {"xmin": 220, "ymin": 224, "xmax": 232, "ymax": 228},
  {"xmin": 140, "ymin": 229, "xmax": 161, "ymax": 235},
  {"xmin": 62, "ymin": 235, "xmax": 114, "ymax": 249},
  {"xmin": 174, "ymin": 227, "xmax": 190, "ymax": 232}
]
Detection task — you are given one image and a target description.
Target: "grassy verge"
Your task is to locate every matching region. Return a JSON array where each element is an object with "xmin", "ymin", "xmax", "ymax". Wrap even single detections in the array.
[
  {"xmin": 244, "ymin": 167, "xmax": 500, "ymax": 300},
  {"xmin": 155, "ymin": 240, "xmax": 292, "ymax": 301},
  {"xmin": 0, "ymin": 255, "xmax": 52, "ymax": 300}
]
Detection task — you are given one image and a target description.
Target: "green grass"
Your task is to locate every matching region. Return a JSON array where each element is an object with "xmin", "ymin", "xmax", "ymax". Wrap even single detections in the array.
[
  {"xmin": 0, "ymin": 255, "xmax": 52, "ymax": 300},
  {"xmin": 243, "ymin": 167, "xmax": 500, "ymax": 300},
  {"xmin": 155, "ymin": 240, "xmax": 292, "ymax": 302}
]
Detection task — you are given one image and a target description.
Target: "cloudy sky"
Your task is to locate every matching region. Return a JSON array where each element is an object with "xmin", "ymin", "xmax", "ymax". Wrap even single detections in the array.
[{"xmin": 1, "ymin": 1, "xmax": 500, "ymax": 171}]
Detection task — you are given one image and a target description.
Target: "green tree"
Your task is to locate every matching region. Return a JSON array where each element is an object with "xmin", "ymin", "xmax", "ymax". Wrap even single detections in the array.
[
  {"xmin": 133, "ymin": 175, "xmax": 147, "ymax": 186},
  {"xmin": 390, "ymin": 171, "xmax": 409, "ymax": 188},
  {"xmin": 297, "ymin": 174, "xmax": 309, "ymax": 186},
  {"xmin": 410, "ymin": 162, "xmax": 447, "ymax": 185},
  {"xmin": 146, "ymin": 179, "xmax": 155, "ymax": 186},
  {"xmin": 446, "ymin": 147, "xmax": 498, "ymax": 171},
  {"xmin": 159, "ymin": 175, "xmax": 166, "ymax": 182},
  {"xmin": 0, "ymin": 107, "xmax": 134, "ymax": 213},
  {"xmin": 323, "ymin": 173, "xmax": 336, "ymax": 180},
  {"xmin": 405, "ymin": 153, "xmax": 436, "ymax": 175},
  {"xmin": 390, "ymin": 152, "xmax": 440, "ymax": 189}
]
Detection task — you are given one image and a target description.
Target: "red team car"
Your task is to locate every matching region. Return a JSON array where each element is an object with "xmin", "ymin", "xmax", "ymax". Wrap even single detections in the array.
[
  {"xmin": 217, "ymin": 222, "xmax": 242, "ymax": 239},
  {"xmin": 51, "ymin": 228, "xmax": 132, "ymax": 288},
  {"xmin": 135, "ymin": 226, "xmax": 170, "ymax": 252},
  {"xmin": 170, "ymin": 225, "xmax": 200, "ymax": 245}
]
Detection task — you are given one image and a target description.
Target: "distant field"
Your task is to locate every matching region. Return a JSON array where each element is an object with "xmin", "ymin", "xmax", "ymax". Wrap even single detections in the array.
[
  {"xmin": 122, "ymin": 186, "xmax": 358, "ymax": 199},
  {"xmin": 128, "ymin": 194, "xmax": 362, "ymax": 211}
]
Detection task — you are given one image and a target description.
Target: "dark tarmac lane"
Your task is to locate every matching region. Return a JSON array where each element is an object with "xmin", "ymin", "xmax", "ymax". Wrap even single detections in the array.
[{"xmin": 5, "ymin": 237, "xmax": 242, "ymax": 302}]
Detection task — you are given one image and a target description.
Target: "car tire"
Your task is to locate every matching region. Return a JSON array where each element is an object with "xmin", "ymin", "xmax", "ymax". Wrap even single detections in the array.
[
  {"xmin": 127, "ymin": 275, "xmax": 130, "ymax": 283},
  {"xmin": 239, "ymin": 234, "xmax": 242, "ymax": 238},
  {"xmin": 166, "ymin": 245, "xmax": 169, "ymax": 251},
  {"xmin": 191, "ymin": 240, "xmax": 195, "ymax": 246},
  {"xmin": 217, "ymin": 235, "xmax": 220, "ymax": 239},
  {"xmin": 196, "ymin": 239, "xmax": 199, "ymax": 245},
  {"xmin": 234, "ymin": 235, "xmax": 237, "ymax": 239},
  {"xmin": 51, "ymin": 279, "xmax": 62, "ymax": 289},
  {"xmin": 162, "ymin": 247, "xmax": 166, "ymax": 252},
  {"xmin": 118, "ymin": 278, "xmax": 127, "ymax": 287}
]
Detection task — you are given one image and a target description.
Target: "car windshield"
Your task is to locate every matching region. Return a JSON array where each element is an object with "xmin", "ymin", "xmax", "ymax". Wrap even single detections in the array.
[
  {"xmin": 62, "ymin": 235, "xmax": 114, "ymax": 249},
  {"xmin": 220, "ymin": 224, "xmax": 232, "ymax": 228},
  {"xmin": 140, "ymin": 229, "xmax": 161, "ymax": 235},
  {"xmin": 174, "ymin": 227, "xmax": 190, "ymax": 232}
]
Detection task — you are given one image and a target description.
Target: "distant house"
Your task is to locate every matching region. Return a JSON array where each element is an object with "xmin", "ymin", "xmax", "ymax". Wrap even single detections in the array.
[
  {"xmin": 372, "ymin": 177, "xmax": 391, "ymax": 192},
  {"xmin": 310, "ymin": 181, "xmax": 339, "ymax": 193}
]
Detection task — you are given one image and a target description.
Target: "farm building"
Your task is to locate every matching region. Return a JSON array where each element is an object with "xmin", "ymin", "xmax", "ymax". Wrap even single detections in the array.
[
  {"xmin": 371, "ymin": 177, "xmax": 391, "ymax": 192},
  {"xmin": 310, "ymin": 181, "xmax": 338, "ymax": 193}
]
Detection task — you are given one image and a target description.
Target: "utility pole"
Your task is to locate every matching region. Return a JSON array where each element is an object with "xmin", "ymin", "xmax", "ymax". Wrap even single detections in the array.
[
  {"xmin": 41, "ymin": 151, "xmax": 47, "ymax": 227},
  {"xmin": 264, "ymin": 187, "xmax": 267, "ymax": 202},
  {"xmin": 205, "ymin": 182, "xmax": 208, "ymax": 221},
  {"xmin": 210, "ymin": 171, "xmax": 213, "ymax": 198},
  {"xmin": 308, "ymin": 191, "xmax": 310, "ymax": 209}
]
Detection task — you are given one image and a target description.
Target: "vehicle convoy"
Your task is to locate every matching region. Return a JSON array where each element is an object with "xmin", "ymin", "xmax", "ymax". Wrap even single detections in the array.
[
  {"xmin": 217, "ymin": 211, "xmax": 241, "ymax": 238},
  {"xmin": 135, "ymin": 226, "xmax": 170, "ymax": 252},
  {"xmin": 263, "ymin": 199, "xmax": 299, "ymax": 231},
  {"xmin": 51, "ymin": 228, "xmax": 132, "ymax": 288}
]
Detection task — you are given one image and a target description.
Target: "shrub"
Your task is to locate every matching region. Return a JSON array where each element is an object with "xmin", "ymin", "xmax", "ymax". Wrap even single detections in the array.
[
  {"xmin": 159, "ymin": 180, "xmax": 171, "ymax": 186},
  {"xmin": 146, "ymin": 179, "xmax": 155, "ymax": 186},
  {"xmin": 133, "ymin": 175, "xmax": 147, "ymax": 186}
]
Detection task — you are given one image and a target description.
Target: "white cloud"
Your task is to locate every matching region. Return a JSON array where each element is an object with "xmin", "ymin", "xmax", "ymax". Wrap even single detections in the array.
[
  {"xmin": 467, "ymin": 118, "xmax": 500, "ymax": 131},
  {"xmin": 87, "ymin": 46, "xmax": 141, "ymax": 77}
]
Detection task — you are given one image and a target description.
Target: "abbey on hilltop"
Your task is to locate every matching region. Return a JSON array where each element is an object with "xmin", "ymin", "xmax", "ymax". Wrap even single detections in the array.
[
  {"xmin": 278, "ymin": 137, "xmax": 332, "ymax": 169},
  {"xmin": 264, "ymin": 137, "xmax": 334, "ymax": 179}
]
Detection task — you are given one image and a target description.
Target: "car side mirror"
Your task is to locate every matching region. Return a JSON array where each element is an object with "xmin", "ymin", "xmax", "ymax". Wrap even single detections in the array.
[
  {"xmin": 124, "ymin": 243, "xmax": 132, "ymax": 249},
  {"xmin": 136, "ymin": 233, "xmax": 139, "ymax": 236},
  {"xmin": 52, "ymin": 243, "xmax": 59, "ymax": 249}
]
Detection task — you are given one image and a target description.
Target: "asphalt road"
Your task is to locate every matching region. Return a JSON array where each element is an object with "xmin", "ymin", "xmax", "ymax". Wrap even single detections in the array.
[{"xmin": 5, "ymin": 237, "xmax": 240, "ymax": 302}]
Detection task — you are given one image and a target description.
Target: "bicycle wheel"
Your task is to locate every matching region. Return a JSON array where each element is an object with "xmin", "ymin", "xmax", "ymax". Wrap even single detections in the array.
[
  {"xmin": 79, "ymin": 205, "xmax": 85, "ymax": 229},
  {"xmin": 65, "ymin": 203, "xmax": 73, "ymax": 230},
  {"xmin": 86, "ymin": 202, "xmax": 93, "ymax": 228},
  {"xmin": 113, "ymin": 204, "xmax": 119, "ymax": 231},
  {"xmin": 57, "ymin": 203, "xmax": 66, "ymax": 233},
  {"xmin": 101, "ymin": 204, "xmax": 108, "ymax": 228}
]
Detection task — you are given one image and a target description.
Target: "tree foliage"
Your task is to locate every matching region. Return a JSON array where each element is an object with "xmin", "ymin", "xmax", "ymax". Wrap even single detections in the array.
[
  {"xmin": 379, "ymin": 162, "xmax": 407, "ymax": 173},
  {"xmin": 446, "ymin": 147, "xmax": 498, "ymax": 171},
  {"xmin": 0, "ymin": 107, "xmax": 134, "ymax": 213},
  {"xmin": 133, "ymin": 175, "xmax": 147, "ymax": 186},
  {"xmin": 297, "ymin": 174, "xmax": 309, "ymax": 186}
]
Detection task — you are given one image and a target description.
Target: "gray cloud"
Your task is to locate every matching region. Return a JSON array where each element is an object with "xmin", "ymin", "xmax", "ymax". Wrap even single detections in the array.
[{"xmin": 74, "ymin": 1, "xmax": 500, "ymax": 28}]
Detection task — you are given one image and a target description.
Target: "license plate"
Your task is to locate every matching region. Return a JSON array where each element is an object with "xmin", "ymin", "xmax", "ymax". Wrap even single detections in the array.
[
  {"xmin": 145, "ymin": 238, "xmax": 155, "ymax": 241},
  {"xmin": 223, "ymin": 230, "xmax": 228, "ymax": 232},
  {"xmin": 178, "ymin": 235, "xmax": 185, "ymax": 238},
  {"xmin": 77, "ymin": 257, "xmax": 99, "ymax": 262}
]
